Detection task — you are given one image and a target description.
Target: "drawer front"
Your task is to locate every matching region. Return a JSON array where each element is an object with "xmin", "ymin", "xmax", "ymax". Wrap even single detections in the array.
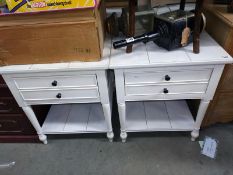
[
  {"xmin": 20, "ymin": 88, "xmax": 99, "ymax": 101},
  {"xmin": 0, "ymin": 87, "xmax": 13, "ymax": 97},
  {"xmin": 0, "ymin": 114, "xmax": 23, "ymax": 133},
  {"xmin": 0, "ymin": 98, "xmax": 22, "ymax": 114},
  {"xmin": 14, "ymin": 75, "xmax": 97, "ymax": 89},
  {"xmin": 125, "ymin": 69, "xmax": 212, "ymax": 85},
  {"xmin": 125, "ymin": 83, "xmax": 208, "ymax": 96}
]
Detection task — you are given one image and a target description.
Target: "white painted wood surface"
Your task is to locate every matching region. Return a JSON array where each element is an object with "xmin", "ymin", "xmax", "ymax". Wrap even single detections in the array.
[
  {"xmin": 42, "ymin": 103, "xmax": 108, "ymax": 134},
  {"xmin": 110, "ymin": 32, "xmax": 232, "ymax": 69},
  {"xmin": 111, "ymin": 32, "xmax": 233, "ymax": 142},
  {"xmin": 125, "ymin": 101, "xmax": 194, "ymax": 131},
  {"xmin": 124, "ymin": 69, "xmax": 212, "ymax": 84},
  {"xmin": 14, "ymin": 74, "xmax": 97, "ymax": 90}
]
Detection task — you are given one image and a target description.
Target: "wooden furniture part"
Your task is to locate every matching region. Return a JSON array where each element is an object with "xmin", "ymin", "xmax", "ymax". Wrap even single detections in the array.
[
  {"xmin": 0, "ymin": 40, "xmax": 114, "ymax": 144},
  {"xmin": 0, "ymin": 76, "xmax": 50, "ymax": 142},
  {"xmin": 126, "ymin": 0, "xmax": 204, "ymax": 54},
  {"xmin": 0, "ymin": 0, "xmax": 105, "ymax": 65},
  {"xmin": 202, "ymin": 5, "xmax": 233, "ymax": 126},
  {"xmin": 228, "ymin": 0, "xmax": 233, "ymax": 13},
  {"xmin": 109, "ymin": 32, "xmax": 232, "ymax": 142},
  {"xmin": 126, "ymin": 0, "xmax": 136, "ymax": 53},
  {"xmin": 105, "ymin": 0, "xmax": 128, "ymax": 8}
]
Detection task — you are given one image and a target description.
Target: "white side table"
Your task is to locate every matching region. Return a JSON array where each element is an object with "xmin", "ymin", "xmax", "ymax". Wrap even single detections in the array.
[
  {"xmin": 110, "ymin": 32, "xmax": 233, "ymax": 142},
  {"xmin": 0, "ymin": 41, "xmax": 114, "ymax": 144}
]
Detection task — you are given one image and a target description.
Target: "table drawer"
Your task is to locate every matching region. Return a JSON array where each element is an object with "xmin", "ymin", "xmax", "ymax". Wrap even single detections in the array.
[
  {"xmin": 14, "ymin": 75, "xmax": 97, "ymax": 89},
  {"xmin": 125, "ymin": 69, "xmax": 212, "ymax": 85},
  {"xmin": 20, "ymin": 88, "xmax": 99, "ymax": 101},
  {"xmin": 0, "ymin": 98, "xmax": 21, "ymax": 114},
  {"xmin": 125, "ymin": 83, "xmax": 208, "ymax": 96},
  {"xmin": 0, "ymin": 86, "xmax": 13, "ymax": 97},
  {"xmin": 0, "ymin": 114, "xmax": 29, "ymax": 133}
]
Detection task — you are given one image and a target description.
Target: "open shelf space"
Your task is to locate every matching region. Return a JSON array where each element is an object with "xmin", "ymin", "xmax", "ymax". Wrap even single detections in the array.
[
  {"xmin": 126, "ymin": 100, "xmax": 195, "ymax": 132},
  {"xmin": 42, "ymin": 103, "xmax": 108, "ymax": 134}
]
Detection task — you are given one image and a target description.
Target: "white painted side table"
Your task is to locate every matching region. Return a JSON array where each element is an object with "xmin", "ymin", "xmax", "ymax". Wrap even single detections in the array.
[
  {"xmin": 110, "ymin": 32, "xmax": 233, "ymax": 142},
  {"xmin": 0, "ymin": 41, "xmax": 114, "ymax": 144}
]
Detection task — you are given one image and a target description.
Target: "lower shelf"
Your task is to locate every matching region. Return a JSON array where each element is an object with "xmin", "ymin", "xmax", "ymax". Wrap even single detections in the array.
[
  {"xmin": 42, "ymin": 103, "xmax": 108, "ymax": 134},
  {"xmin": 126, "ymin": 100, "xmax": 195, "ymax": 132}
]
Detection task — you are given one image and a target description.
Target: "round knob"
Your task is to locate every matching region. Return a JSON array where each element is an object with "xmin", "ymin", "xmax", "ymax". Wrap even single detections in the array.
[
  {"xmin": 51, "ymin": 80, "xmax": 58, "ymax": 86},
  {"xmin": 163, "ymin": 88, "xmax": 169, "ymax": 94},
  {"xmin": 56, "ymin": 93, "xmax": 62, "ymax": 99},
  {"xmin": 165, "ymin": 75, "xmax": 171, "ymax": 81},
  {"xmin": 0, "ymin": 124, "xmax": 2, "ymax": 128}
]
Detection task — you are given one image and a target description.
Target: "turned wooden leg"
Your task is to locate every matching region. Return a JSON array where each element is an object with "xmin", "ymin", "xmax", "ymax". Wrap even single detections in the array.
[
  {"xmin": 102, "ymin": 103, "xmax": 114, "ymax": 142},
  {"xmin": 107, "ymin": 132, "xmax": 114, "ymax": 142},
  {"xmin": 191, "ymin": 100, "xmax": 210, "ymax": 141},
  {"xmin": 118, "ymin": 103, "xmax": 128, "ymax": 142},
  {"xmin": 22, "ymin": 106, "xmax": 47, "ymax": 144},
  {"xmin": 120, "ymin": 131, "xmax": 128, "ymax": 143}
]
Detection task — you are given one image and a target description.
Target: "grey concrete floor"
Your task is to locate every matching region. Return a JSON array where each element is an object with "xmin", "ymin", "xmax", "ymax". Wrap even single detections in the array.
[{"xmin": 0, "ymin": 123, "xmax": 233, "ymax": 175}]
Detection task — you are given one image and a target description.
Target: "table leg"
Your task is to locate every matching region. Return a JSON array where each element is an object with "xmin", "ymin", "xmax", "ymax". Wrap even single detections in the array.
[
  {"xmin": 191, "ymin": 99, "xmax": 210, "ymax": 141},
  {"xmin": 126, "ymin": 0, "xmax": 136, "ymax": 53},
  {"xmin": 22, "ymin": 106, "xmax": 47, "ymax": 144},
  {"xmin": 180, "ymin": 0, "xmax": 186, "ymax": 10},
  {"xmin": 118, "ymin": 103, "xmax": 127, "ymax": 143},
  {"xmin": 193, "ymin": 0, "xmax": 204, "ymax": 54},
  {"xmin": 102, "ymin": 103, "xmax": 114, "ymax": 142}
]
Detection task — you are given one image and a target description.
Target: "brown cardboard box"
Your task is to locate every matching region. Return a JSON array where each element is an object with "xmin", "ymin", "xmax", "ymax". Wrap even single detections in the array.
[{"xmin": 0, "ymin": 1, "xmax": 105, "ymax": 66}]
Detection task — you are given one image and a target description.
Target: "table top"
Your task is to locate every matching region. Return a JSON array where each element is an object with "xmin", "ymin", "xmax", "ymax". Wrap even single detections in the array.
[
  {"xmin": 109, "ymin": 32, "xmax": 233, "ymax": 69},
  {"xmin": 0, "ymin": 32, "xmax": 232, "ymax": 74}
]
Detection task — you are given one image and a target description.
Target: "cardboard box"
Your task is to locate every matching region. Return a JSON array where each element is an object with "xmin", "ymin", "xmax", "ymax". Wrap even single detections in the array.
[
  {"xmin": 0, "ymin": 0, "xmax": 105, "ymax": 66},
  {"xmin": 6, "ymin": 0, "xmax": 96, "ymax": 13}
]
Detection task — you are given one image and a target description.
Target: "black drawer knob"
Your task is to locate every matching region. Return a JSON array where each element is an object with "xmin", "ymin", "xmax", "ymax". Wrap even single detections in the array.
[
  {"xmin": 163, "ymin": 88, "xmax": 169, "ymax": 94},
  {"xmin": 0, "ymin": 123, "xmax": 2, "ymax": 128},
  {"xmin": 56, "ymin": 93, "xmax": 62, "ymax": 99},
  {"xmin": 165, "ymin": 75, "xmax": 171, "ymax": 81},
  {"xmin": 52, "ymin": 80, "xmax": 58, "ymax": 86}
]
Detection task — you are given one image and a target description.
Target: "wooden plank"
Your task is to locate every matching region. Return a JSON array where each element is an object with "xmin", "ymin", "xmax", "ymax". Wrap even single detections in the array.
[
  {"xmin": 64, "ymin": 104, "xmax": 91, "ymax": 132},
  {"xmin": 87, "ymin": 103, "xmax": 108, "ymax": 132},
  {"xmin": 125, "ymin": 100, "xmax": 195, "ymax": 132},
  {"xmin": 126, "ymin": 102, "xmax": 147, "ymax": 130},
  {"xmin": 166, "ymin": 100, "xmax": 195, "ymax": 130},
  {"xmin": 42, "ymin": 103, "xmax": 108, "ymax": 133},
  {"xmin": 146, "ymin": 42, "xmax": 189, "ymax": 64},
  {"xmin": 144, "ymin": 101, "xmax": 171, "ymax": 129},
  {"xmin": 42, "ymin": 104, "xmax": 71, "ymax": 133},
  {"xmin": 110, "ymin": 41, "xmax": 149, "ymax": 68},
  {"xmin": 185, "ymin": 33, "xmax": 232, "ymax": 62}
]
